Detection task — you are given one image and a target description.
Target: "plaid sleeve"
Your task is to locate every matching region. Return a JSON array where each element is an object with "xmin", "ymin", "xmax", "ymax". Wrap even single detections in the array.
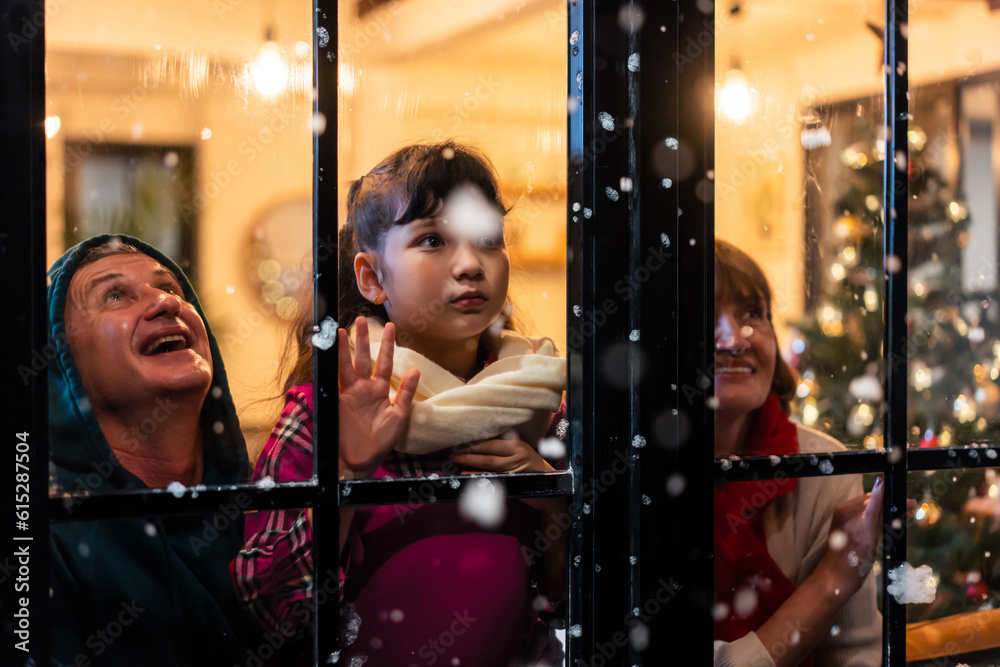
[{"xmin": 233, "ymin": 388, "xmax": 315, "ymax": 637}]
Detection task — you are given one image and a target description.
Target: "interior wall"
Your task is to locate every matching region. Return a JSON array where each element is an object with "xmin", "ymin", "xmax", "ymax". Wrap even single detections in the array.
[{"xmin": 715, "ymin": 0, "xmax": 1000, "ymax": 337}]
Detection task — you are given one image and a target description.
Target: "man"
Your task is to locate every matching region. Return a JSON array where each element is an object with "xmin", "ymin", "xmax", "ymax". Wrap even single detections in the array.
[{"xmin": 48, "ymin": 234, "xmax": 260, "ymax": 666}]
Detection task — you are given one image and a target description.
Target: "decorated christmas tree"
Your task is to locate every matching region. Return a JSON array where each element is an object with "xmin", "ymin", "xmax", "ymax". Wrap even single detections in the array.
[{"xmin": 792, "ymin": 111, "xmax": 1000, "ymax": 621}]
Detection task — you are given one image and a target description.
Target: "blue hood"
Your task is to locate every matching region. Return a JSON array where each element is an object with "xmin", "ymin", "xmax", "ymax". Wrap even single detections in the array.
[{"xmin": 47, "ymin": 233, "xmax": 249, "ymax": 491}]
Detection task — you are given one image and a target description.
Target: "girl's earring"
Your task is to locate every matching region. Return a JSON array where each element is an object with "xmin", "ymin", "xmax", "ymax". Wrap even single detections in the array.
[{"xmin": 373, "ymin": 292, "xmax": 387, "ymax": 305}]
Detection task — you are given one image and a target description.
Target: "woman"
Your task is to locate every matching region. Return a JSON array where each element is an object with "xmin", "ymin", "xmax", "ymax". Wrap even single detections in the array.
[{"xmin": 713, "ymin": 239, "xmax": 884, "ymax": 667}]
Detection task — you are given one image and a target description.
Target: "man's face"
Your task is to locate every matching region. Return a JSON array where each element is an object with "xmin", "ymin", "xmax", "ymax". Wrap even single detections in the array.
[{"xmin": 64, "ymin": 253, "xmax": 213, "ymax": 414}]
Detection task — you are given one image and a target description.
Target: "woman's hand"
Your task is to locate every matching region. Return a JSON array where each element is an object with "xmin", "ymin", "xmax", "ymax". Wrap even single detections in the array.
[
  {"xmin": 338, "ymin": 317, "xmax": 420, "ymax": 480},
  {"xmin": 449, "ymin": 436, "xmax": 554, "ymax": 474},
  {"xmin": 815, "ymin": 476, "xmax": 887, "ymax": 595}
]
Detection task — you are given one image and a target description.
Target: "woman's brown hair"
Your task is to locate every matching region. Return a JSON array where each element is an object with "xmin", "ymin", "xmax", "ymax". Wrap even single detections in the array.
[{"xmin": 715, "ymin": 239, "xmax": 797, "ymax": 413}]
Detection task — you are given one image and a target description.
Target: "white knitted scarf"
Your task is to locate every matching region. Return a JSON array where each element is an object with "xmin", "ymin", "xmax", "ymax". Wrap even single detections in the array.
[{"xmin": 349, "ymin": 318, "xmax": 567, "ymax": 455}]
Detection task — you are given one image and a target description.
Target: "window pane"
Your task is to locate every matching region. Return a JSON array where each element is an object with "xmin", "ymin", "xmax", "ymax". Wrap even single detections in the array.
[
  {"xmin": 714, "ymin": 0, "xmax": 886, "ymax": 452},
  {"xmin": 906, "ymin": 5, "xmax": 1000, "ymax": 448},
  {"xmin": 335, "ymin": 1, "xmax": 569, "ymax": 663},
  {"xmin": 45, "ymin": 0, "xmax": 314, "ymax": 484},
  {"xmin": 337, "ymin": 0, "xmax": 568, "ymax": 351},
  {"xmin": 906, "ymin": 467, "xmax": 1000, "ymax": 662},
  {"xmin": 714, "ymin": 473, "xmax": 883, "ymax": 662}
]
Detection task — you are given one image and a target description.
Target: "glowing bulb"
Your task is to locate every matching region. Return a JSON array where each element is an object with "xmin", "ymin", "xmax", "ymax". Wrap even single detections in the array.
[
  {"xmin": 44, "ymin": 116, "xmax": 61, "ymax": 139},
  {"xmin": 718, "ymin": 70, "xmax": 754, "ymax": 123},
  {"xmin": 802, "ymin": 399, "xmax": 819, "ymax": 426},
  {"xmin": 251, "ymin": 42, "xmax": 289, "ymax": 97}
]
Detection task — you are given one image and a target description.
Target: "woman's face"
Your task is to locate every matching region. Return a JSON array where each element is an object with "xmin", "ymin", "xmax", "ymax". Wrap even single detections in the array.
[{"xmin": 713, "ymin": 290, "xmax": 776, "ymax": 418}]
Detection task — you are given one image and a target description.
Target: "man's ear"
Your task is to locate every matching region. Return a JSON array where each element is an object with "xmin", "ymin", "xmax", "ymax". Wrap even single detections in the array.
[{"xmin": 354, "ymin": 252, "xmax": 384, "ymax": 303}]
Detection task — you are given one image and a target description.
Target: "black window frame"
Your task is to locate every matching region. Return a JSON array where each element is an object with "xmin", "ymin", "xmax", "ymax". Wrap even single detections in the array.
[{"xmin": 7, "ymin": 0, "xmax": 998, "ymax": 665}]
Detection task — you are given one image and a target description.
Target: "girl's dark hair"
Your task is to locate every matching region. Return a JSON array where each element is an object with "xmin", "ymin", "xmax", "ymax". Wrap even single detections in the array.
[
  {"xmin": 338, "ymin": 141, "xmax": 511, "ymax": 329},
  {"xmin": 279, "ymin": 280, "xmax": 315, "ymax": 394},
  {"xmin": 715, "ymin": 238, "xmax": 797, "ymax": 413}
]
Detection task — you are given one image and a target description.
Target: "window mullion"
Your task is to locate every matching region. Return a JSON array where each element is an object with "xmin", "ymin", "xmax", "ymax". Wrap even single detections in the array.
[
  {"xmin": 337, "ymin": 471, "xmax": 574, "ymax": 507},
  {"xmin": 3, "ymin": 2, "xmax": 50, "ymax": 666},
  {"xmin": 882, "ymin": 0, "xmax": 910, "ymax": 664},
  {"xmin": 313, "ymin": 0, "xmax": 339, "ymax": 663}
]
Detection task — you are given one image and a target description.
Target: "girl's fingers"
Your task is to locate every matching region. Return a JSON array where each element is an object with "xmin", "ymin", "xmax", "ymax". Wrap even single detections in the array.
[
  {"xmin": 353, "ymin": 316, "xmax": 373, "ymax": 379},
  {"xmin": 450, "ymin": 453, "xmax": 503, "ymax": 471},
  {"xmin": 393, "ymin": 368, "xmax": 421, "ymax": 411},
  {"xmin": 374, "ymin": 321, "xmax": 397, "ymax": 380},
  {"xmin": 454, "ymin": 439, "xmax": 517, "ymax": 456},
  {"xmin": 337, "ymin": 329, "xmax": 356, "ymax": 387}
]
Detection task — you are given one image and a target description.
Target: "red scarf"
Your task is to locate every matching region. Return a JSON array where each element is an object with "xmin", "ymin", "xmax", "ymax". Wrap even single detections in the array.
[{"xmin": 714, "ymin": 394, "xmax": 813, "ymax": 665}]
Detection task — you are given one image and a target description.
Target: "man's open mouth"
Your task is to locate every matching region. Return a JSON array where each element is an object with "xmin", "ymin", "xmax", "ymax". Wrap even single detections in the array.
[{"xmin": 142, "ymin": 334, "xmax": 189, "ymax": 356}]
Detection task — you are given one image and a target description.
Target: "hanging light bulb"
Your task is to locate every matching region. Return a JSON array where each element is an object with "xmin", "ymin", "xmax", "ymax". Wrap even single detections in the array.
[
  {"xmin": 44, "ymin": 116, "xmax": 61, "ymax": 139},
  {"xmin": 250, "ymin": 29, "xmax": 288, "ymax": 97},
  {"xmin": 718, "ymin": 68, "xmax": 756, "ymax": 123}
]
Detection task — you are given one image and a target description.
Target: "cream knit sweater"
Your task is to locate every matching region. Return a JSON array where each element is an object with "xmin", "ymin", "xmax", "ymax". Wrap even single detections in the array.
[{"xmin": 715, "ymin": 425, "xmax": 883, "ymax": 667}]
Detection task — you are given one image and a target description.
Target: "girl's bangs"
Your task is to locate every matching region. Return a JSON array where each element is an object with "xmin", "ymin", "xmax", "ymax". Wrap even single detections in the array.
[{"xmin": 393, "ymin": 147, "xmax": 507, "ymax": 227}]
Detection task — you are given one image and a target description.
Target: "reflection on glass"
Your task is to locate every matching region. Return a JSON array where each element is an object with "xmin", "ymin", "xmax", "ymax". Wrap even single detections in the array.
[
  {"xmin": 334, "ymin": 1, "xmax": 568, "ymax": 663},
  {"xmin": 905, "ymin": 468, "xmax": 1000, "ymax": 662},
  {"xmin": 715, "ymin": 0, "xmax": 886, "ymax": 449},
  {"xmin": 46, "ymin": 0, "xmax": 314, "ymax": 456},
  {"xmin": 906, "ymin": 5, "xmax": 1000, "ymax": 449}
]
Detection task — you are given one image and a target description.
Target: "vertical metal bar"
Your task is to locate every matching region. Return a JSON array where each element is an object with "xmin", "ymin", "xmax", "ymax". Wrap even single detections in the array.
[
  {"xmin": 314, "ymin": 0, "xmax": 339, "ymax": 663},
  {"xmin": 664, "ymin": 1, "xmax": 717, "ymax": 662},
  {"xmin": 566, "ymin": 0, "xmax": 587, "ymax": 664},
  {"xmin": 882, "ymin": 0, "xmax": 909, "ymax": 664},
  {"xmin": 624, "ymin": 3, "xmax": 643, "ymax": 665},
  {"xmin": 0, "ymin": 1, "xmax": 49, "ymax": 665},
  {"xmin": 579, "ymin": 0, "xmax": 635, "ymax": 661}
]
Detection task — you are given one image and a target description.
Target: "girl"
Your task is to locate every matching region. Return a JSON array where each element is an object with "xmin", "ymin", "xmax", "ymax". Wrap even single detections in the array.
[{"xmin": 235, "ymin": 142, "xmax": 568, "ymax": 667}]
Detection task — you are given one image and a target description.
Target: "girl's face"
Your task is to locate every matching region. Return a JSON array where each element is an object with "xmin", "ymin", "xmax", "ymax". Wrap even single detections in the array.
[
  {"xmin": 713, "ymin": 291, "xmax": 776, "ymax": 419},
  {"xmin": 378, "ymin": 185, "xmax": 510, "ymax": 350}
]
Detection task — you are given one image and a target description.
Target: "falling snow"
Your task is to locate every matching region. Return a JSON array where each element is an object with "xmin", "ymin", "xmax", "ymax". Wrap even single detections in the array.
[
  {"xmin": 458, "ymin": 478, "xmax": 506, "ymax": 529},
  {"xmin": 343, "ymin": 604, "xmax": 362, "ymax": 645},
  {"xmin": 538, "ymin": 437, "xmax": 567, "ymax": 460},
  {"xmin": 316, "ymin": 26, "xmax": 330, "ymax": 48},
  {"xmin": 887, "ymin": 563, "xmax": 938, "ymax": 604},
  {"xmin": 312, "ymin": 317, "xmax": 338, "ymax": 350}
]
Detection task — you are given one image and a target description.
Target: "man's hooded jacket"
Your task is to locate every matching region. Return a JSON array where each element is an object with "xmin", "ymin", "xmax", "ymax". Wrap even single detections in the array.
[{"xmin": 47, "ymin": 235, "xmax": 261, "ymax": 666}]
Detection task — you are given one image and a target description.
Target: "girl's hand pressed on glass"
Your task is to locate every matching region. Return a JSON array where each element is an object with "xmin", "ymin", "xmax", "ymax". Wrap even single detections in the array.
[{"xmin": 338, "ymin": 316, "xmax": 420, "ymax": 479}]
